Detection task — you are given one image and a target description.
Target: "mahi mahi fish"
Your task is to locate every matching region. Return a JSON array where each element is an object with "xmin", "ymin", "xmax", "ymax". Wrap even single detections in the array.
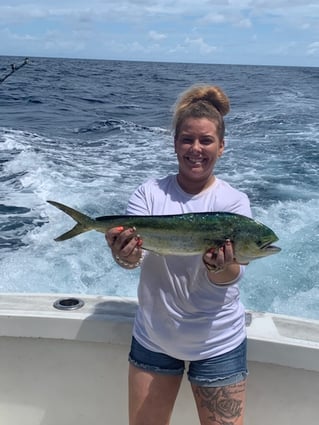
[{"xmin": 47, "ymin": 200, "xmax": 281, "ymax": 264}]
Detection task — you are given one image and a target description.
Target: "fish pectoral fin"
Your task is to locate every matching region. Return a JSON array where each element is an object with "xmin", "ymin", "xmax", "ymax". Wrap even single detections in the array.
[
  {"xmin": 54, "ymin": 224, "xmax": 88, "ymax": 241},
  {"xmin": 233, "ymin": 254, "xmax": 250, "ymax": 265}
]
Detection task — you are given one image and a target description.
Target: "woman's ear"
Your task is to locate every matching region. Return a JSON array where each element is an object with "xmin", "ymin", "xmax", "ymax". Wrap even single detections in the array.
[{"xmin": 218, "ymin": 139, "xmax": 225, "ymax": 157}]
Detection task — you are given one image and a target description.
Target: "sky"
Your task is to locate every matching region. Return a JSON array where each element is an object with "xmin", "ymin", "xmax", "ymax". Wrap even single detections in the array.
[{"xmin": 0, "ymin": 0, "xmax": 318, "ymax": 67}]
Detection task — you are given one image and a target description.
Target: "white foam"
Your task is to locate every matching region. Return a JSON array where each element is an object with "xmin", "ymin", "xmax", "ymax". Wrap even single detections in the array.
[
  {"xmin": 1, "ymin": 127, "xmax": 318, "ymax": 320},
  {"xmin": 241, "ymin": 199, "xmax": 319, "ymax": 319}
]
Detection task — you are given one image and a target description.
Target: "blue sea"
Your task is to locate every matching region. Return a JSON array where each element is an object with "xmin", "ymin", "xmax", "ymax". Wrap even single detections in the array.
[{"xmin": 0, "ymin": 56, "xmax": 318, "ymax": 320}]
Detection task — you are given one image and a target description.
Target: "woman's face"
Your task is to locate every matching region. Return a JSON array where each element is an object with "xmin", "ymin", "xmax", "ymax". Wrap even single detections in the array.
[{"xmin": 174, "ymin": 117, "xmax": 224, "ymax": 191}]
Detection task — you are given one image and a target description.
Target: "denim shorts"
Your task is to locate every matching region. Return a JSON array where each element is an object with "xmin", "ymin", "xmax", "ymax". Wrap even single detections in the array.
[{"xmin": 128, "ymin": 337, "xmax": 248, "ymax": 387}]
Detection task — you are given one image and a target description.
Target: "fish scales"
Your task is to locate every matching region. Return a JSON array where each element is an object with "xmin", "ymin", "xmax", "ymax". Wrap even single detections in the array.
[
  {"xmin": 47, "ymin": 200, "xmax": 281, "ymax": 263},
  {"xmin": 95, "ymin": 213, "xmax": 251, "ymax": 255}
]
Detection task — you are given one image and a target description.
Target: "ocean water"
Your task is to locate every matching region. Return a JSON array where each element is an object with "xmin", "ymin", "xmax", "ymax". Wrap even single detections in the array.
[{"xmin": 0, "ymin": 56, "xmax": 318, "ymax": 320}]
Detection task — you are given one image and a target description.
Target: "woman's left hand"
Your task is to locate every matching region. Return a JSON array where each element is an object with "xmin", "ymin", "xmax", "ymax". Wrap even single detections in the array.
[
  {"xmin": 203, "ymin": 239, "xmax": 236, "ymax": 273},
  {"xmin": 203, "ymin": 239, "xmax": 242, "ymax": 284}
]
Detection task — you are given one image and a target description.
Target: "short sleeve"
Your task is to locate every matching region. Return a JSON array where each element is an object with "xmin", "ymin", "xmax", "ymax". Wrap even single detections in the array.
[{"xmin": 126, "ymin": 182, "xmax": 151, "ymax": 216}]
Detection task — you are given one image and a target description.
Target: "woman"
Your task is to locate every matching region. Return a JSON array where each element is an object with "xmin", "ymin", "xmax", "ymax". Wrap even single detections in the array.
[{"xmin": 106, "ymin": 85, "xmax": 252, "ymax": 425}]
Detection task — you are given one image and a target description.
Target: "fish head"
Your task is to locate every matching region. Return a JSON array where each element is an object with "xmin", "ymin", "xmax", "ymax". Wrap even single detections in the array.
[{"xmin": 233, "ymin": 222, "xmax": 281, "ymax": 264}]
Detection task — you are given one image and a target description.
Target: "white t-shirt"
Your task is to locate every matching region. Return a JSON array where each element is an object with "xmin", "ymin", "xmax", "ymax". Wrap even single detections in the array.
[{"xmin": 126, "ymin": 175, "xmax": 252, "ymax": 361}]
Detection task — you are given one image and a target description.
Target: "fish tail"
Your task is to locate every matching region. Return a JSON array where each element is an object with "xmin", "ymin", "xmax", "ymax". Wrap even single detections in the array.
[{"xmin": 47, "ymin": 200, "xmax": 94, "ymax": 241}]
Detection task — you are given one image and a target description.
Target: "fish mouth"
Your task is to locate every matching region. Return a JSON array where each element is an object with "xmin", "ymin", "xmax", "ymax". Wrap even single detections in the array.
[{"xmin": 260, "ymin": 241, "xmax": 281, "ymax": 253}]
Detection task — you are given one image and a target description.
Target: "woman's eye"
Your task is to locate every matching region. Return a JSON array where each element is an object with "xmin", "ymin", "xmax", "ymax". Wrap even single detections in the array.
[
  {"xmin": 179, "ymin": 137, "xmax": 215, "ymax": 145},
  {"xmin": 201, "ymin": 138, "xmax": 214, "ymax": 145},
  {"xmin": 181, "ymin": 138, "xmax": 193, "ymax": 144}
]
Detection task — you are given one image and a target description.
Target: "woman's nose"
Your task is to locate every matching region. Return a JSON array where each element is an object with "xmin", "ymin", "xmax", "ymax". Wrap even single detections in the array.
[{"xmin": 190, "ymin": 140, "xmax": 201, "ymax": 152}]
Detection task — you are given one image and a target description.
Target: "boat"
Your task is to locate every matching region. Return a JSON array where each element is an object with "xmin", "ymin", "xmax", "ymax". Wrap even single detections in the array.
[{"xmin": 0, "ymin": 293, "xmax": 318, "ymax": 424}]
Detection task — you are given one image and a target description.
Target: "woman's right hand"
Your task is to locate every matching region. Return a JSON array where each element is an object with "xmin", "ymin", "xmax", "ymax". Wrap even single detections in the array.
[{"xmin": 105, "ymin": 226, "xmax": 143, "ymax": 269}]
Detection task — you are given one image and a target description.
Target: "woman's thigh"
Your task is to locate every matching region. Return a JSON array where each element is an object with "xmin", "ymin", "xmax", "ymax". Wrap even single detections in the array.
[
  {"xmin": 192, "ymin": 380, "xmax": 247, "ymax": 425},
  {"xmin": 129, "ymin": 364, "xmax": 183, "ymax": 425},
  {"xmin": 128, "ymin": 337, "xmax": 184, "ymax": 425},
  {"xmin": 189, "ymin": 339, "xmax": 248, "ymax": 425}
]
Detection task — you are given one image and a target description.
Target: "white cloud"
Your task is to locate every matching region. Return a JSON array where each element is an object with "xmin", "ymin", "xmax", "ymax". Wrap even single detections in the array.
[
  {"xmin": 0, "ymin": 28, "xmax": 38, "ymax": 42},
  {"xmin": 1, "ymin": 1, "xmax": 317, "ymax": 28},
  {"xmin": 0, "ymin": 5, "xmax": 43, "ymax": 23},
  {"xmin": 199, "ymin": 11, "xmax": 251, "ymax": 29},
  {"xmin": 148, "ymin": 30, "xmax": 167, "ymax": 41},
  {"xmin": 43, "ymin": 38, "xmax": 86, "ymax": 53},
  {"xmin": 185, "ymin": 37, "xmax": 218, "ymax": 55},
  {"xmin": 199, "ymin": 13, "xmax": 226, "ymax": 25},
  {"xmin": 168, "ymin": 44, "xmax": 187, "ymax": 54},
  {"xmin": 235, "ymin": 18, "xmax": 252, "ymax": 28},
  {"xmin": 129, "ymin": 41, "xmax": 146, "ymax": 52},
  {"xmin": 272, "ymin": 41, "xmax": 297, "ymax": 55},
  {"xmin": 0, "ymin": 5, "xmax": 98, "ymax": 24},
  {"xmin": 307, "ymin": 41, "xmax": 319, "ymax": 56},
  {"xmin": 0, "ymin": 0, "xmax": 318, "ymax": 66}
]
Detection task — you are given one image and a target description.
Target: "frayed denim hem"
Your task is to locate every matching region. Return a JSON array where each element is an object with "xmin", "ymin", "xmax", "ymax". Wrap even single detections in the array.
[
  {"xmin": 188, "ymin": 370, "xmax": 249, "ymax": 387},
  {"xmin": 128, "ymin": 355, "xmax": 185, "ymax": 376}
]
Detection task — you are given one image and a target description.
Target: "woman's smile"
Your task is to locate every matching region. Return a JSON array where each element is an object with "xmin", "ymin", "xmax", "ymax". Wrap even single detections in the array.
[{"xmin": 185, "ymin": 155, "xmax": 207, "ymax": 167}]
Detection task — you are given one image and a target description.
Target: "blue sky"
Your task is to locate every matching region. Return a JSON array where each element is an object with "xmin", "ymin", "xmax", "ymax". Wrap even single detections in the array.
[{"xmin": 0, "ymin": 0, "xmax": 318, "ymax": 66}]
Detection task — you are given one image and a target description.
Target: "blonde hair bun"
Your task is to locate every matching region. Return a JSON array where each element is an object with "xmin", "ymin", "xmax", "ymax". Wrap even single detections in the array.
[
  {"xmin": 176, "ymin": 85, "xmax": 230, "ymax": 117},
  {"xmin": 173, "ymin": 84, "xmax": 230, "ymax": 140}
]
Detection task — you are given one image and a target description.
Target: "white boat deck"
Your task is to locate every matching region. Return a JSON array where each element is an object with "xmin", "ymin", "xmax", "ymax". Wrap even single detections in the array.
[{"xmin": 0, "ymin": 293, "xmax": 318, "ymax": 424}]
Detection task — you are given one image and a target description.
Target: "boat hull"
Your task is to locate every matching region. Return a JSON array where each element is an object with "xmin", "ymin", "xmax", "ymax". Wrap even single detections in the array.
[{"xmin": 0, "ymin": 294, "xmax": 318, "ymax": 425}]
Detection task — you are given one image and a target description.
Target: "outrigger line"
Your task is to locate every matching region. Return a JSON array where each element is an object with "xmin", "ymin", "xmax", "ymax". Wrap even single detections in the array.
[{"xmin": 0, "ymin": 57, "xmax": 29, "ymax": 84}]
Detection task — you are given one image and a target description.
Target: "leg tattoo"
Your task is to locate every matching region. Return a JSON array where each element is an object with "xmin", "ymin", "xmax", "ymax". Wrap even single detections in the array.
[{"xmin": 195, "ymin": 381, "xmax": 246, "ymax": 425}]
